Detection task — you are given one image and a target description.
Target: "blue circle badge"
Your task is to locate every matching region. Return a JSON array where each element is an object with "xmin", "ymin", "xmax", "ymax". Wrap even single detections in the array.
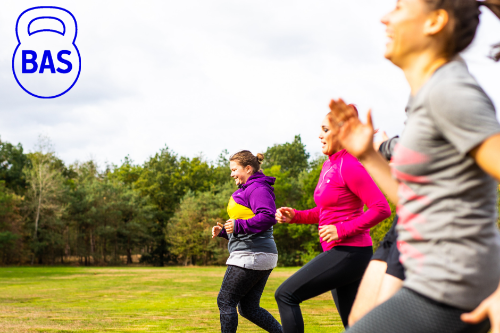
[{"xmin": 12, "ymin": 6, "xmax": 81, "ymax": 99}]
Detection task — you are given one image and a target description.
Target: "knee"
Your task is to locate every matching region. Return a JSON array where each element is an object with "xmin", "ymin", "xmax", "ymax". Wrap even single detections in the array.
[
  {"xmin": 237, "ymin": 303, "xmax": 249, "ymax": 319},
  {"xmin": 275, "ymin": 284, "xmax": 298, "ymax": 306},
  {"xmin": 216, "ymin": 293, "xmax": 225, "ymax": 310},
  {"xmin": 217, "ymin": 292, "xmax": 237, "ymax": 314}
]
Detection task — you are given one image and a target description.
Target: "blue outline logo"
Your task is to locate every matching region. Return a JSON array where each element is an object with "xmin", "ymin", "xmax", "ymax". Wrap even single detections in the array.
[{"xmin": 12, "ymin": 6, "xmax": 81, "ymax": 99}]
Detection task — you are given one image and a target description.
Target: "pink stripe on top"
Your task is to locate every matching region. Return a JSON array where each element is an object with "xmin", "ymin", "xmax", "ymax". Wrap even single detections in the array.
[{"xmin": 292, "ymin": 149, "xmax": 391, "ymax": 251}]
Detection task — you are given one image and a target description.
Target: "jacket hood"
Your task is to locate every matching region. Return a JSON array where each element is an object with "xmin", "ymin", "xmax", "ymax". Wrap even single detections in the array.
[{"xmin": 239, "ymin": 171, "xmax": 275, "ymax": 189}]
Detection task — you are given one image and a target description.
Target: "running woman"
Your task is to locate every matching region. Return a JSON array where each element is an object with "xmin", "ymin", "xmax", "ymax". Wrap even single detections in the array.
[
  {"xmin": 212, "ymin": 150, "xmax": 282, "ymax": 333},
  {"xmin": 329, "ymin": 1, "xmax": 500, "ymax": 332},
  {"xmin": 274, "ymin": 107, "xmax": 391, "ymax": 332}
]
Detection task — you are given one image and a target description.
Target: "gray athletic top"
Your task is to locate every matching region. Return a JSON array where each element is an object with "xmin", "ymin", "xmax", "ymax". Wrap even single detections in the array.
[
  {"xmin": 226, "ymin": 251, "xmax": 278, "ymax": 270},
  {"xmin": 393, "ymin": 56, "xmax": 500, "ymax": 310}
]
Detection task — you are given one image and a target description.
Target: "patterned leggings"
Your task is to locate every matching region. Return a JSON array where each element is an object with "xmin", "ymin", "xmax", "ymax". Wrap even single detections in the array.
[
  {"xmin": 345, "ymin": 288, "xmax": 490, "ymax": 333},
  {"xmin": 217, "ymin": 265, "xmax": 282, "ymax": 333}
]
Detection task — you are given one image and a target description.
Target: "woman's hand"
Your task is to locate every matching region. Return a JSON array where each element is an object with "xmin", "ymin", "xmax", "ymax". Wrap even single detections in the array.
[
  {"xmin": 212, "ymin": 222, "xmax": 224, "ymax": 238},
  {"xmin": 275, "ymin": 207, "xmax": 295, "ymax": 223},
  {"xmin": 461, "ymin": 284, "xmax": 500, "ymax": 333},
  {"xmin": 224, "ymin": 219, "xmax": 235, "ymax": 234},
  {"xmin": 329, "ymin": 98, "xmax": 376, "ymax": 161},
  {"xmin": 318, "ymin": 225, "xmax": 339, "ymax": 243}
]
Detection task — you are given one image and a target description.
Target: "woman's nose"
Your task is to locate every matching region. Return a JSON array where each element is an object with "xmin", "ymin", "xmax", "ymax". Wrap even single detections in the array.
[{"xmin": 381, "ymin": 12, "xmax": 390, "ymax": 25}]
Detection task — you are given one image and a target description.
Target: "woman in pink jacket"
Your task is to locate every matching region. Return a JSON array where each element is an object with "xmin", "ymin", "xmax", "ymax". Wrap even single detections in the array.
[{"xmin": 274, "ymin": 106, "xmax": 391, "ymax": 332}]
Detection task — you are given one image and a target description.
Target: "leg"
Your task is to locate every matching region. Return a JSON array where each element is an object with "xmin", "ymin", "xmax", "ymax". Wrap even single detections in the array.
[
  {"xmin": 376, "ymin": 273, "xmax": 403, "ymax": 305},
  {"xmin": 331, "ymin": 288, "xmax": 341, "ymax": 321},
  {"xmin": 217, "ymin": 266, "xmax": 241, "ymax": 333},
  {"xmin": 237, "ymin": 269, "xmax": 282, "ymax": 333},
  {"xmin": 346, "ymin": 288, "xmax": 491, "ymax": 333},
  {"xmin": 275, "ymin": 246, "xmax": 372, "ymax": 333},
  {"xmin": 350, "ymin": 216, "xmax": 405, "ymax": 326},
  {"xmin": 348, "ymin": 260, "xmax": 387, "ymax": 326},
  {"xmin": 218, "ymin": 265, "xmax": 273, "ymax": 333},
  {"xmin": 333, "ymin": 278, "xmax": 363, "ymax": 328},
  {"xmin": 374, "ymin": 223, "xmax": 404, "ymax": 305}
]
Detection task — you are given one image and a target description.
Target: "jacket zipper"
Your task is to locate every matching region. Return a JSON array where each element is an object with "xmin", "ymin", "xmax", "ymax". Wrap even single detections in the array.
[{"xmin": 318, "ymin": 166, "xmax": 333, "ymax": 189}]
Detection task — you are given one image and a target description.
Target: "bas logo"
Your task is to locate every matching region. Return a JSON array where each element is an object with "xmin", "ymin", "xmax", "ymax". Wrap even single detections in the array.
[{"xmin": 12, "ymin": 6, "xmax": 81, "ymax": 99}]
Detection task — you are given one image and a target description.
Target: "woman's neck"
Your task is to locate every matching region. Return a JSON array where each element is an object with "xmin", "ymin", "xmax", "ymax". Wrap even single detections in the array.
[{"xmin": 400, "ymin": 51, "xmax": 450, "ymax": 96}]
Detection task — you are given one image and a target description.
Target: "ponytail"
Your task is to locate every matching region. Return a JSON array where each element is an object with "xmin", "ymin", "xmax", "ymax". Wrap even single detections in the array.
[{"xmin": 230, "ymin": 151, "xmax": 264, "ymax": 174}]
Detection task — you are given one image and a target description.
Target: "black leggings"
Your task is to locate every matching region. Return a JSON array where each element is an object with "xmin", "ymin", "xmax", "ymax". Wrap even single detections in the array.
[
  {"xmin": 217, "ymin": 265, "xmax": 282, "ymax": 333},
  {"xmin": 275, "ymin": 246, "xmax": 373, "ymax": 332},
  {"xmin": 345, "ymin": 287, "xmax": 490, "ymax": 333}
]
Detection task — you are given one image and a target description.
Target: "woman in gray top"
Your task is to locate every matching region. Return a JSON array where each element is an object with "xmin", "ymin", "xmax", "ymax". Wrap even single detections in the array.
[{"xmin": 329, "ymin": 0, "xmax": 500, "ymax": 332}]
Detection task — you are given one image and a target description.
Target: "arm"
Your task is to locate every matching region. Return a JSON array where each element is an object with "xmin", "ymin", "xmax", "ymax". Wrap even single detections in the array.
[
  {"xmin": 292, "ymin": 206, "xmax": 320, "ymax": 224},
  {"xmin": 217, "ymin": 227, "xmax": 229, "ymax": 240},
  {"xmin": 359, "ymin": 148, "xmax": 400, "ymax": 205},
  {"xmin": 335, "ymin": 157, "xmax": 392, "ymax": 239},
  {"xmin": 470, "ymin": 133, "xmax": 500, "ymax": 182},
  {"xmin": 378, "ymin": 136, "xmax": 399, "ymax": 161},
  {"xmin": 233, "ymin": 187, "xmax": 277, "ymax": 234}
]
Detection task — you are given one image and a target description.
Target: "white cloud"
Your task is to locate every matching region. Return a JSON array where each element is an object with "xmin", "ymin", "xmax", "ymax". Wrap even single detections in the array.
[{"xmin": 0, "ymin": 1, "xmax": 499, "ymax": 166}]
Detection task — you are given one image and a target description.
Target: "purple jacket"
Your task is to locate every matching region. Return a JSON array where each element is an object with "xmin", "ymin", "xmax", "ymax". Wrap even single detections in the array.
[{"xmin": 219, "ymin": 171, "xmax": 277, "ymax": 239}]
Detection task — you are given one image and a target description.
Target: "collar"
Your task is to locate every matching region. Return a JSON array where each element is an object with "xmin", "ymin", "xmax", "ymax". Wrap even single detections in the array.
[{"xmin": 328, "ymin": 149, "xmax": 346, "ymax": 162}]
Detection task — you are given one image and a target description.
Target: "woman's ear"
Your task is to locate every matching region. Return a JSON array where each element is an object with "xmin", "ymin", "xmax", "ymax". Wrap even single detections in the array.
[
  {"xmin": 423, "ymin": 9, "xmax": 449, "ymax": 36},
  {"xmin": 246, "ymin": 165, "xmax": 252, "ymax": 174}
]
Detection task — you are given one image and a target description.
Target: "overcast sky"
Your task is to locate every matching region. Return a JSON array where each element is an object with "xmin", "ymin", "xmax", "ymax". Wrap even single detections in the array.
[{"xmin": 1, "ymin": 1, "xmax": 499, "ymax": 167}]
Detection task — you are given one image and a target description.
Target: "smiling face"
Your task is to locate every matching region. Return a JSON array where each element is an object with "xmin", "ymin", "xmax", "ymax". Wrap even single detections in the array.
[
  {"xmin": 230, "ymin": 161, "xmax": 252, "ymax": 186},
  {"xmin": 319, "ymin": 114, "xmax": 342, "ymax": 156},
  {"xmin": 381, "ymin": 0, "xmax": 435, "ymax": 67}
]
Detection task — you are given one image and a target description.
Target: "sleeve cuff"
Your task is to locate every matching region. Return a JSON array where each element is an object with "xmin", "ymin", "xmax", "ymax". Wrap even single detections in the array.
[
  {"xmin": 460, "ymin": 130, "xmax": 500, "ymax": 155},
  {"xmin": 233, "ymin": 219, "xmax": 241, "ymax": 234},
  {"xmin": 218, "ymin": 228, "xmax": 228, "ymax": 240}
]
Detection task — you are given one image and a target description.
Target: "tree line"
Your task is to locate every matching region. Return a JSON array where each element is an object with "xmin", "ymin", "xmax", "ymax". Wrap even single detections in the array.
[{"xmin": 1, "ymin": 135, "xmax": 497, "ymax": 267}]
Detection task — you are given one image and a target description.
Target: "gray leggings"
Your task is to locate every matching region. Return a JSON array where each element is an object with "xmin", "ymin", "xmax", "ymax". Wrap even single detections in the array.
[{"xmin": 346, "ymin": 288, "xmax": 490, "ymax": 333}]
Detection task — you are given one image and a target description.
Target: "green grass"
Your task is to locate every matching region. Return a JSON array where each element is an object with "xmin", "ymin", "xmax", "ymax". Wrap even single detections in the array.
[{"xmin": 0, "ymin": 267, "xmax": 344, "ymax": 333}]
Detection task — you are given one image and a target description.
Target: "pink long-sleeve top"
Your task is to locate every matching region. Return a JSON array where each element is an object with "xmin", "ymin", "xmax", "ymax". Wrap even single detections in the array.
[{"xmin": 292, "ymin": 149, "xmax": 391, "ymax": 251}]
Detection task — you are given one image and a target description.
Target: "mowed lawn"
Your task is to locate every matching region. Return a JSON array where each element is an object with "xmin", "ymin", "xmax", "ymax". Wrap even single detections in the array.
[{"xmin": 0, "ymin": 267, "xmax": 344, "ymax": 333}]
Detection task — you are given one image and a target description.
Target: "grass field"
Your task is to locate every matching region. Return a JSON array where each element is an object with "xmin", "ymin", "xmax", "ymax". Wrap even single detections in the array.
[{"xmin": 0, "ymin": 267, "xmax": 344, "ymax": 333}]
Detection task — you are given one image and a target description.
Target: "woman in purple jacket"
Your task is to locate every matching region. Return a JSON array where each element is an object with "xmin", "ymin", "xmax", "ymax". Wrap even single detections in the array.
[{"xmin": 211, "ymin": 150, "xmax": 282, "ymax": 333}]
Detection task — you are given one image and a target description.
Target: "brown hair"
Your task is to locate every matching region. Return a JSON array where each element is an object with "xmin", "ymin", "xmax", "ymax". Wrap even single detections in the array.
[
  {"xmin": 230, "ymin": 150, "xmax": 264, "ymax": 174},
  {"xmin": 423, "ymin": 0, "xmax": 500, "ymax": 61}
]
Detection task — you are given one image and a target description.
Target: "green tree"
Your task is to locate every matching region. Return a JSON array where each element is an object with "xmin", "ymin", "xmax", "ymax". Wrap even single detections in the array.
[
  {"xmin": 262, "ymin": 135, "xmax": 310, "ymax": 178},
  {"xmin": 0, "ymin": 138, "xmax": 29, "ymax": 192},
  {"xmin": 23, "ymin": 137, "xmax": 67, "ymax": 265},
  {"xmin": 135, "ymin": 147, "xmax": 184, "ymax": 266},
  {"xmin": 0, "ymin": 181, "xmax": 23, "ymax": 264},
  {"xmin": 262, "ymin": 144, "xmax": 324, "ymax": 266},
  {"xmin": 168, "ymin": 182, "xmax": 234, "ymax": 265}
]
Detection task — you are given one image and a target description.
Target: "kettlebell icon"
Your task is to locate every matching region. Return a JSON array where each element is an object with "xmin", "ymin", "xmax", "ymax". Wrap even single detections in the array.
[{"xmin": 12, "ymin": 6, "xmax": 81, "ymax": 99}]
